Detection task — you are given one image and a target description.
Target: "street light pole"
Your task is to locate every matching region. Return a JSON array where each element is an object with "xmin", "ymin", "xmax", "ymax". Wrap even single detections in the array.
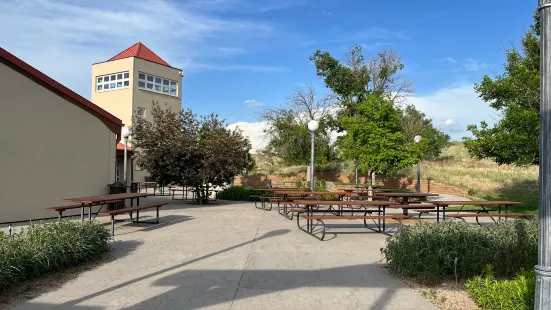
[
  {"xmin": 121, "ymin": 127, "xmax": 132, "ymax": 193},
  {"xmin": 414, "ymin": 135, "xmax": 422, "ymax": 193},
  {"xmin": 308, "ymin": 120, "xmax": 319, "ymax": 191},
  {"xmin": 536, "ymin": 1, "xmax": 551, "ymax": 308},
  {"xmin": 245, "ymin": 149, "xmax": 249, "ymax": 189}
]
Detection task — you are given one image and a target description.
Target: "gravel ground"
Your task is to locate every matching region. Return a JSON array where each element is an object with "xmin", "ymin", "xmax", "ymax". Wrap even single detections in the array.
[{"xmin": 377, "ymin": 261, "xmax": 478, "ymax": 310}]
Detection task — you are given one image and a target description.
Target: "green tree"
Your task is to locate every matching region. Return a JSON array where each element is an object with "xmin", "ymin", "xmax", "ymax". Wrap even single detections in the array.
[
  {"xmin": 338, "ymin": 96, "xmax": 422, "ymax": 179},
  {"xmin": 260, "ymin": 86, "xmax": 338, "ymax": 165},
  {"xmin": 463, "ymin": 12, "xmax": 540, "ymax": 165},
  {"xmin": 401, "ymin": 105, "xmax": 451, "ymax": 160},
  {"xmin": 310, "ymin": 46, "xmax": 418, "ymax": 180},
  {"xmin": 132, "ymin": 103, "xmax": 250, "ymax": 204},
  {"xmin": 310, "ymin": 46, "xmax": 414, "ymax": 120}
]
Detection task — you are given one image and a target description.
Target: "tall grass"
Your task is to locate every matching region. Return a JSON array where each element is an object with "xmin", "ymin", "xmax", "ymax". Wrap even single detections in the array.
[
  {"xmin": 381, "ymin": 218, "xmax": 538, "ymax": 284},
  {"xmin": 0, "ymin": 221, "xmax": 110, "ymax": 291},
  {"xmin": 394, "ymin": 142, "xmax": 539, "ymax": 212}
]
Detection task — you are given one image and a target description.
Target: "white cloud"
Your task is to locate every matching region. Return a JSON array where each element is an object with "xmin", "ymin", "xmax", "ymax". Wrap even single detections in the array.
[
  {"xmin": 244, "ymin": 99, "xmax": 264, "ymax": 107},
  {"xmin": 406, "ymin": 83, "xmax": 499, "ymax": 140},
  {"xmin": 0, "ymin": 0, "xmax": 281, "ymax": 99},
  {"xmin": 190, "ymin": 64, "xmax": 284, "ymax": 72},
  {"xmin": 227, "ymin": 121, "xmax": 269, "ymax": 152},
  {"xmin": 461, "ymin": 58, "xmax": 489, "ymax": 72},
  {"xmin": 444, "ymin": 57, "xmax": 457, "ymax": 63}
]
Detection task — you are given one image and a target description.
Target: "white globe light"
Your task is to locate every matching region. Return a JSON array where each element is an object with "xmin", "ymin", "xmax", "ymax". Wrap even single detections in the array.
[
  {"xmin": 414, "ymin": 135, "xmax": 422, "ymax": 143},
  {"xmin": 122, "ymin": 127, "xmax": 132, "ymax": 138},
  {"xmin": 308, "ymin": 120, "xmax": 319, "ymax": 132}
]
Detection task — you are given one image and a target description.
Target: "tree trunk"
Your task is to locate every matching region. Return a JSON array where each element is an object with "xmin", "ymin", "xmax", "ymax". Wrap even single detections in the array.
[{"xmin": 367, "ymin": 170, "xmax": 374, "ymax": 201}]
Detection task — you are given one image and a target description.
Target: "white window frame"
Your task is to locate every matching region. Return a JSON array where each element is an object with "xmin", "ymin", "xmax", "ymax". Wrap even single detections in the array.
[
  {"xmin": 96, "ymin": 71, "xmax": 130, "ymax": 92},
  {"xmin": 136, "ymin": 107, "xmax": 146, "ymax": 119},
  {"xmin": 137, "ymin": 72, "xmax": 178, "ymax": 97}
]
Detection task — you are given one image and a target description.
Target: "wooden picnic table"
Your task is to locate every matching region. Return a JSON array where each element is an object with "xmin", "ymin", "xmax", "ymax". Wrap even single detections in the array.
[
  {"xmin": 378, "ymin": 192, "xmax": 439, "ymax": 215},
  {"xmin": 427, "ymin": 200, "xmax": 524, "ymax": 223},
  {"xmin": 63, "ymin": 193, "xmax": 152, "ymax": 221},
  {"xmin": 274, "ymin": 191, "xmax": 353, "ymax": 219},
  {"xmin": 293, "ymin": 200, "xmax": 404, "ymax": 238}
]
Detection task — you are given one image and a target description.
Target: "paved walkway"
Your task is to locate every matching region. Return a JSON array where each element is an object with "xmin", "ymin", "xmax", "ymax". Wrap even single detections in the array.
[{"xmin": 15, "ymin": 197, "xmax": 437, "ymax": 310}]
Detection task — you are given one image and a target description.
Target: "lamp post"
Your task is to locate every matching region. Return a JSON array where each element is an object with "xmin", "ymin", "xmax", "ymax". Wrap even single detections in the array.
[
  {"xmin": 121, "ymin": 127, "xmax": 132, "ymax": 193},
  {"xmin": 536, "ymin": 1, "xmax": 551, "ymax": 308},
  {"xmin": 308, "ymin": 120, "xmax": 319, "ymax": 191},
  {"xmin": 414, "ymin": 135, "xmax": 422, "ymax": 193},
  {"xmin": 244, "ymin": 149, "xmax": 249, "ymax": 189}
]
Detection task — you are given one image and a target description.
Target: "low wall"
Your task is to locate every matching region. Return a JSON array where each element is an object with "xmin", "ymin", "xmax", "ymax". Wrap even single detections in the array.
[{"xmin": 234, "ymin": 172, "xmax": 471, "ymax": 198}]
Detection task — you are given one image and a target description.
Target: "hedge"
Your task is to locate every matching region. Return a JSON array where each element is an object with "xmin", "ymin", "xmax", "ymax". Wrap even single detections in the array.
[
  {"xmin": 381, "ymin": 218, "xmax": 538, "ymax": 284},
  {"xmin": 216, "ymin": 186, "xmax": 268, "ymax": 201},
  {"xmin": 0, "ymin": 221, "xmax": 110, "ymax": 290}
]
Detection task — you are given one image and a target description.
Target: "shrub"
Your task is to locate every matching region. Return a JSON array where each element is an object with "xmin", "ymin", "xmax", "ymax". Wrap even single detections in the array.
[
  {"xmin": 381, "ymin": 218, "xmax": 538, "ymax": 284},
  {"xmin": 217, "ymin": 186, "xmax": 268, "ymax": 201},
  {"xmin": 0, "ymin": 221, "xmax": 110, "ymax": 291},
  {"xmin": 466, "ymin": 265, "xmax": 535, "ymax": 310}
]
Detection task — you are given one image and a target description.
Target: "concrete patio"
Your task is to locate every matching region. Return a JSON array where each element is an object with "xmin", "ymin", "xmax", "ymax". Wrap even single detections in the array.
[{"xmin": 14, "ymin": 197, "xmax": 438, "ymax": 310}]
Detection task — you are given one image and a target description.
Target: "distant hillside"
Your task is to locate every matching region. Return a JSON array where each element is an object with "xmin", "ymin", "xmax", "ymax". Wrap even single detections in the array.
[{"xmin": 394, "ymin": 142, "xmax": 538, "ymax": 212}]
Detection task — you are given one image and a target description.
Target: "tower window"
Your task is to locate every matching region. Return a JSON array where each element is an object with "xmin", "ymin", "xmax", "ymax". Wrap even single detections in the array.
[
  {"xmin": 136, "ymin": 107, "xmax": 146, "ymax": 118},
  {"xmin": 96, "ymin": 71, "xmax": 130, "ymax": 93},
  {"xmin": 137, "ymin": 71, "xmax": 178, "ymax": 97}
]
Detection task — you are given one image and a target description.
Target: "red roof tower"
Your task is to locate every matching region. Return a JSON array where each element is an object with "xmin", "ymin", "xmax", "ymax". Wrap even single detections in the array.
[{"xmin": 108, "ymin": 42, "xmax": 171, "ymax": 67}]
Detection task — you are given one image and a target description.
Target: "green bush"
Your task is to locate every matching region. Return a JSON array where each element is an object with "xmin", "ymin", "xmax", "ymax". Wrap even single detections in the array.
[
  {"xmin": 381, "ymin": 218, "xmax": 538, "ymax": 284},
  {"xmin": 0, "ymin": 221, "xmax": 110, "ymax": 291},
  {"xmin": 466, "ymin": 266, "xmax": 535, "ymax": 310},
  {"xmin": 217, "ymin": 186, "xmax": 268, "ymax": 201}
]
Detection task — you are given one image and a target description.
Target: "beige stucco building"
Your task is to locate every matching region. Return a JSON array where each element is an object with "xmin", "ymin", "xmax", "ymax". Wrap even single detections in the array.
[
  {"xmin": 0, "ymin": 47, "xmax": 123, "ymax": 223},
  {"xmin": 91, "ymin": 42, "xmax": 183, "ymax": 182}
]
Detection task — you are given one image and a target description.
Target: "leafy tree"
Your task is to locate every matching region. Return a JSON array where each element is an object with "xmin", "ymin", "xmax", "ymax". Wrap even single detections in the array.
[
  {"xmin": 338, "ymin": 96, "xmax": 422, "ymax": 179},
  {"xmin": 463, "ymin": 12, "xmax": 540, "ymax": 165},
  {"xmin": 310, "ymin": 46, "xmax": 418, "ymax": 180},
  {"xmin": 310, "ymin": 46, "xmax": 414, "ymax": 120},
  {"xmin": 132, "ymin": 103, "xmax": 249, "ymax": 204},
  {"xmin": 260, "ymin": 86, "xmax": 338, "ymax": 165},
  {"xmin": 401, "ymin": 105, "xmax": 451, "ymax": 160}
]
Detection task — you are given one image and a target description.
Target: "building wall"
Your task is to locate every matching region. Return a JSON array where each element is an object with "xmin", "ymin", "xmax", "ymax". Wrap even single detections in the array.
[
  {"xmin": 91, "ymin": 58, "xmax": 134, "ymax": 130},
  {"xmin": 132, "ymin": 58, "xmax": 182, "ymax": 124},
  {"xmin": 0, "ymin": 63, "xmax": 116, "ymax": 223},
  {"xmin": 130, "ymin": 58, "xmax": 182, "ymax": 182},
  {"xmin": 91, "ymin": 57, "xmax": 183, "ymax": 182}
]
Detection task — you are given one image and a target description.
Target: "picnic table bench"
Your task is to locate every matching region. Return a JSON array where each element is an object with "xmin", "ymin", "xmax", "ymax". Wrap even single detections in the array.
[
  {"xmin": 292, "ymin": 200, "xmax": 405, "ymax": 240},
  {"xmin": 99, "ymin": 202, "xmax": 167, "ymax": 236},
  {"xmin": 423, "ymin": 200, "xmax": 528, "ymax": 224}
]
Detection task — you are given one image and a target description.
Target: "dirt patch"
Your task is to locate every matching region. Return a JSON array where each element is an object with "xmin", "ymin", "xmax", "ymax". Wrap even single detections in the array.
[
  {"xmin": 0, "ymin": 253, "xmax": 114, "ymax": 310},
  {"xmin": 376, "ymin": 260, "xmax": 478, "ymax": 310}
]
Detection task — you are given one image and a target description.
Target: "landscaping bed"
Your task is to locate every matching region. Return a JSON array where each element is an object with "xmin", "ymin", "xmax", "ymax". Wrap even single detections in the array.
[
  {"xmin": 0, "ymin": 221, "xmax": 110, "ymax": 292},
  {"xmin": 380, "ymin": 218, "xmax": 538, "ymax": 309}
]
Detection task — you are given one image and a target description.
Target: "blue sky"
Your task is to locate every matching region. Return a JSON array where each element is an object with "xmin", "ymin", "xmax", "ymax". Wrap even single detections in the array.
[{"xmin": 0, "ymin": 0, "xmax": 535, "ymax": 149}]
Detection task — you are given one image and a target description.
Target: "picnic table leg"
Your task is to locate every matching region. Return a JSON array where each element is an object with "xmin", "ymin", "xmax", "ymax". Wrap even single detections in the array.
[
  {"xmin": 378, "ymin": 206, "xmax": 382, "ymax": 231},
  {"xmin": 111, "ymin": 215, "xmax": 115, "ymax": 236},
  {"xmin": 442, "ymin": 205, "xmax": 446, "ymax": 221},
  {"xmin": 58, "ymin": 210, "xmax": 62, "ymax": 221},
  {"xmin": 382, "ymin": 206, "xmax": 386, "ymax": 232},
  {"xmin": 437, "ymin": 205, "xmax": 440, "ymax": 222},
  {"xmin": 81, "ymin": 203, "xmax": 85, "ymax": 222},
  {"xmin": 402, "ymin": 197, "xmax": 409, "ymax": 216}
]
